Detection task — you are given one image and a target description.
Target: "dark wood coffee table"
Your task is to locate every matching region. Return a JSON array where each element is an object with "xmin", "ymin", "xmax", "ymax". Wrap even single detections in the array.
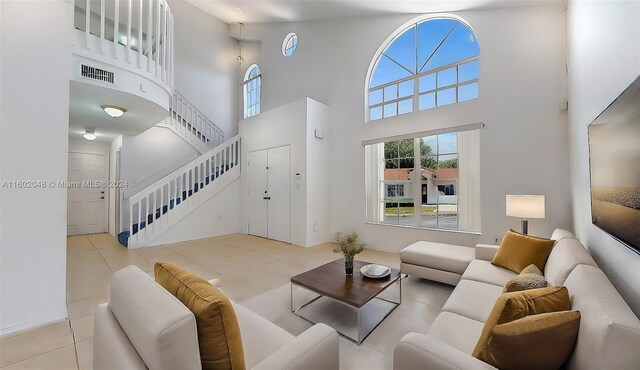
[{"xmin": 290, "ymin": 259, "xmax": 401, "ymax": 344}]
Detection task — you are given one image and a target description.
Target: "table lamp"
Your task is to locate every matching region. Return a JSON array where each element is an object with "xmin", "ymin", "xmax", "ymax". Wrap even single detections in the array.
[{"xmin": 506, "ymin": 195, "xmax": 545, "ymax": 235}]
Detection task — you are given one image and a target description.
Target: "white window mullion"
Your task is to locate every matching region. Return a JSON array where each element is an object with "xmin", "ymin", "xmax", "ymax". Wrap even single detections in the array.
[{"xmin": 413, "ymin": 137, "xmax": 421, "ymax": 227}]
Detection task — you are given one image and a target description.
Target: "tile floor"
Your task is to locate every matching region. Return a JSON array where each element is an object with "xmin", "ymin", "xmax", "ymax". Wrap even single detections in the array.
[{"xmin": 0, "ymin": 233, "xmax": 453, "ymax": 369}]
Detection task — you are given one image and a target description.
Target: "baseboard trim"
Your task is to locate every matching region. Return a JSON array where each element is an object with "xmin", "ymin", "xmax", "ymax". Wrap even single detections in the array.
[{"xmin": 0, "ymin": 311, "xmax": 68, "ymax": 337}]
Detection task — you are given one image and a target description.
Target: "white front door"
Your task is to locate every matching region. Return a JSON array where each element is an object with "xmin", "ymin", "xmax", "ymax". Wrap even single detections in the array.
[
  {"xmin": 68, "ymin": 152, "xmax": 108, "ymax": 235},
  {"xmin": 247, "ymin": 146, "xmax": 291, "ymax": 243},
  {"xmin": 248, "ymin": 149, "xmax": 269, "ymax": 238},
  {"xmin": 266, "ymin": 146, "xmax": 291, "ymax": 243}
]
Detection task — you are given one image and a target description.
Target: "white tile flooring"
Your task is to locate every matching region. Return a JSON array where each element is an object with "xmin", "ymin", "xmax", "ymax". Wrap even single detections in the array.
[{"xmin": 0, "ymin": 233, "xmax": 453, "ymax": 369}]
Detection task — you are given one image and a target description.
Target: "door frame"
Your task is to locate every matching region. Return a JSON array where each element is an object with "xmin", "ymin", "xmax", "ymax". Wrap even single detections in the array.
[
  {"xmin": 246, "ymin": 144, "xmax": 291, "ymax": 243},
  {"xmin": 67, "ymin": 151, "xmax": 110, "ymax": 235}
]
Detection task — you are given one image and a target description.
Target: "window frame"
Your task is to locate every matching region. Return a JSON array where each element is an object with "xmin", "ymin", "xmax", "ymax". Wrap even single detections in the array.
[
  {"xmin": 282, "ymin": 32, "xmax": 298, "ymax": 58},
  {"xmin": 364, "ymin": 123, "xmax": 483, "ymax": 235},
  {"xmin": 243, "ymin": 64, "xmax": 261, "ymax": 118},
  {"xmin": 365, "ymin": 15, "xmax": 480, "ymax": 122}
]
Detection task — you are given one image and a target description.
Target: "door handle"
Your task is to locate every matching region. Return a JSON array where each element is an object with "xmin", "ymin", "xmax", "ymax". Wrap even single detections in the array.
[{"xmin": 263, "ymin": 196, "xmax": 271, "ymax": 200}]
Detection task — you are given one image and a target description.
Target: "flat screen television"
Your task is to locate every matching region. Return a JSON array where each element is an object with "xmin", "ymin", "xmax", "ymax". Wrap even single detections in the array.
[{"xmin": 588, "ymin": 76, "xmax": 640, "ymax": 254}]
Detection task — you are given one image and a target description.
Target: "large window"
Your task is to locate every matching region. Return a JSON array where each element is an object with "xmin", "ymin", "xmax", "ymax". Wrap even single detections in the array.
[
  {"xmin": 367, "ymin": 18, "xmax": 479, "ymax": 121},
  {"xmin": 243, "ymin": 64, "xmax": 261, "ymax": 118},
  {"xmin": 365, "ymin": 125, "xmax": 481, "ymax": 232}
]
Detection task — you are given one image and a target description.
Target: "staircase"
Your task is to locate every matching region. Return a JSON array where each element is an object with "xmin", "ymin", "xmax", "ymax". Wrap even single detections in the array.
[
  {"xmin": 124, "ymin": 135, "xmax": 240, "ymax": 248},
  {"xmin": 157, "ymin": 92, "xmax": 225, "ymax": 154}
]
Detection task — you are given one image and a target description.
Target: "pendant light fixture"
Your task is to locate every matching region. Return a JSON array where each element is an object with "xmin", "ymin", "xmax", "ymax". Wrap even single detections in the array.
[{"xmin": 237, "ymin": 22, "xmax": 245, "ymax": 67}]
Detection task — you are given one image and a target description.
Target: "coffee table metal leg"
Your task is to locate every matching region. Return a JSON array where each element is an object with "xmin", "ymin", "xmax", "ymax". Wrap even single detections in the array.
[
  {"xmin": 291, "ymin": 277, "xmax": 401, "ymax": 345},
  {"xmin": 291, "ymin": 282, "xmax": 323, "ymax": 313},
  {"xmin": 399, "ymin": 273, "xmax": 402, "ymax": 304},
  {"xmin": 357, "ymin": 307, "xmax": 361, "ymax": 344}
]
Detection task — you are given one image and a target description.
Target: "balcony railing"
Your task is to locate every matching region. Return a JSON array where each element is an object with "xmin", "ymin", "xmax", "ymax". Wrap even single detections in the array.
[{"xmin": 72, "ymin": 0, "xmax": 174, "ymax": 90}]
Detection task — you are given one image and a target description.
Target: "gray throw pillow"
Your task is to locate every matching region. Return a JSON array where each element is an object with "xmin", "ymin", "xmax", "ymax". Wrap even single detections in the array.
[{"xmin": 503, "ymin": 264, "xmax": 548, "ymax": 293}]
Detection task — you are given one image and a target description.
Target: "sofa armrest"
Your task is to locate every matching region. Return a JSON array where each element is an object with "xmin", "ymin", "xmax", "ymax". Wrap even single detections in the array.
[
  {"xmin": 394, "ymin": 333, "xmax": 496, "ymax": 370},
  {"xmin": 475, "ymin": 244, "xmax": 499, "ymax": 261},
  {"xmin": 252, "ymin": 323, "xmax": 339, "ymax": 370}
]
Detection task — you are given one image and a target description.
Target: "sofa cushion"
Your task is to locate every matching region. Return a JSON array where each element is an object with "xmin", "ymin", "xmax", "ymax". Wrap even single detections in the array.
[
  {"xmin": 477, "ymin": 310, "xmax": 581, "ymax": 369},
  {"xmin": 442, "ymin": 280, "xmax": 504, "ymax": 323},
  {"xmin": 550, "ymin": 228, "xmax": 577, "ymax": 241},
  {"xmin": 492, "ymin": 229, "xmax": 556, "ymax": 273},
  {"xmin": 563, "ymin": 265, "xmax": 640, "ymax": 370},
  {"xmin": 428, "ymin": 312, "xmax": 485, "ymax": 354},
  {"xmin": 232, "ymin": 301, "xmax": 294, "ymax": 369},
  {"xmin": 93, "ymin": 303, "xmax": 147, "ymax": 370},
  {"xmin": 109, "ymin": 266, "xmax": 201, "ymax": 370},
  {"xmin": 503, "ymin": 264, "xmax": 547, "ymax": 293},
  {"xmin": 154, "ymin": 262, "xmax": 245, "ymax": 370},
  {"xmin": 544, "ymin": 238, "xmax": 597, "ymax": 286},
  {"xmin": 461, "ymin": 260, "xmax": 518, "ymax": 287},
  {"xmin": 472, "ymin": 286, "xmax": 571, "ymax": 357},
  {"xmin": 400, "ymin": 241, "xmax": 474, "ymax": 275}
]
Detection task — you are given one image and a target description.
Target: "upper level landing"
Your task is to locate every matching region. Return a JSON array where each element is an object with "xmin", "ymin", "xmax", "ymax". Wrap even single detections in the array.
[{"xmin": 69, "ymin": 0, "xmax": 174, "ymax": 140}]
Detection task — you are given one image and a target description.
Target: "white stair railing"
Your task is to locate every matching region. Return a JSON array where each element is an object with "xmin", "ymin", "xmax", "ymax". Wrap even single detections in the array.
[
  {"xmin": 72, "ymin": 0, "xmax": 174, "ymax": 90},
  {"xmin": 128, "ymin": 135, "xmax": 240, "ymax": 248},
  {"xmin": 157, "ymin": 92, "xmax": 225, "ymax": 154}
]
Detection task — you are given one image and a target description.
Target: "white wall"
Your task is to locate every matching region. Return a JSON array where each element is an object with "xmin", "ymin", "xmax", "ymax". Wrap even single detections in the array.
[
  {"xmin": 239, "ymin": 99, "xmax": 308, "ymax": 246},
  {"xmin": 170, "ymin": 0, "xmax": 239, "ymax": 138},
  {"xmin": 245, "ymin": 4, "xmax": 571, "ymax": 251},
  {"xmin": 147, "ymin": 178, "xmax": 242, "ymax": 245},
  {"xmin": 239, "ymin": 98, "xmax": 332, "ymax": 247},
  {"xmin": 0, "ymin": 0, "xmax": 70, "ymax": 335},
  {"xmin": 567, "ymin": 0, "xmax": 640, "ymax": 316},
  {"xmin": 109, "ymin": 135, "xmax": 123, "ymax": 236},
  {"xmin": 121, "ymin": 126, "xmax": 198, "ymax": 197},
  {"xmin": 306, "ymin": 99, "xmax": 332, "ymax": 246}
]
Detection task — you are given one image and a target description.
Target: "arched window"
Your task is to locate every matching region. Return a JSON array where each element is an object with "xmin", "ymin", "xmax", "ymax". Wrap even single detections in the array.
[
  {"xmin": 367, "ymin": 17, "xmax": 479, "ymax": 121},
  {"xmin": 243, "ymin": 64, "xmax": 261, "ymax": 118}
]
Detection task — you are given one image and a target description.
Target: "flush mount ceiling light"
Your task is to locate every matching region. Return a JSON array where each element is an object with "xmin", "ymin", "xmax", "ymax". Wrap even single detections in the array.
[
  {"xmin": 101, "ymin": 105, "xmax": 126, "ymax": 118},
  {"xmin": 83, "ymin": 129, "xmax": 96, "ymax": 141}
]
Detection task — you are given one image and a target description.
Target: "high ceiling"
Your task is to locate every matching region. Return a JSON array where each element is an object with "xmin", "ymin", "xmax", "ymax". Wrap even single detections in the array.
[{"xmin": 185, "ymin": 0, "xmax": 564, "ymax": 24}]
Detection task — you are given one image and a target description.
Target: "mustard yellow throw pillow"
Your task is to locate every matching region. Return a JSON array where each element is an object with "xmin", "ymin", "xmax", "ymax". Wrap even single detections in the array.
[
  {"xmin": 472, "ymin": 286, "xmax": 571, "ymax": 358},
  {"xmin": 478, "ymin": 310, "xmax": 581, "ymax": 370},
  {"xmin": 492, "ymin": 229, "xmax": 555, "ymax": 273},
  {"xmin": 503, "ymin": 264, "xmax": 548, "ymax": 293},
  {"xmin": 155, "ymin": 262, "xmax": 246, "ymax": 370}
]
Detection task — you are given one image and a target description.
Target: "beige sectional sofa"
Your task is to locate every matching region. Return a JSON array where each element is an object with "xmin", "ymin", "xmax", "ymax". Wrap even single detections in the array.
[
  {"xmin": 394, "ymin": 229, "xmax": 640, "ymax": 369},
  {"xmin": 93, "ymin": 265, "xmax": 339, "ymax": 370}
]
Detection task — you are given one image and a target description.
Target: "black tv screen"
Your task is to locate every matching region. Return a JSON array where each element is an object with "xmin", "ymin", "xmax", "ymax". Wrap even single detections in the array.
[{"xmin": 588, "ymin": 76, "xmax": 640, "ymax": 254}]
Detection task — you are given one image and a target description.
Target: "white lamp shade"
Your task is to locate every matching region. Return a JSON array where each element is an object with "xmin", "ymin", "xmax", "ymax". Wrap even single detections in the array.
[{"xmin": 506, "ymin": 195, "xmax": 545, "ymax": 218}]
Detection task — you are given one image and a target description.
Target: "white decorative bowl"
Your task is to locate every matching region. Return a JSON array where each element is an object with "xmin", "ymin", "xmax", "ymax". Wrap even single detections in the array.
[{"xmin": 360, "ymin": 264, "xmax": 391, "ymax": 278}]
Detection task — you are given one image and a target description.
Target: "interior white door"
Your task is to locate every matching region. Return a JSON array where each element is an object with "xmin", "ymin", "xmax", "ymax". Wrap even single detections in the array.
[
  {"xmin": 266, "ymin": 146, "xmax": 291, "ymax": 243},
  {"xmin": 248, "ymin": 150, "xmax": 269, "ymax": 238},
  {"xmin": 67, "ymin": 152, "xmax": 108, "ymax": 235}
]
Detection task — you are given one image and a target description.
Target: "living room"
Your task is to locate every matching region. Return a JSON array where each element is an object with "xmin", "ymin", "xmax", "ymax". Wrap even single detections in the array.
[{"xmin": 1, "ymin": 0, "xmax": 639, "ymax": 369}]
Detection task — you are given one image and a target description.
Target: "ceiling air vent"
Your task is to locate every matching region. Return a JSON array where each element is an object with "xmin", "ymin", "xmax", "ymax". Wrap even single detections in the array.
[{"xmin": 80, "ymin": 64, "xmax": 114, "ymax": 84}]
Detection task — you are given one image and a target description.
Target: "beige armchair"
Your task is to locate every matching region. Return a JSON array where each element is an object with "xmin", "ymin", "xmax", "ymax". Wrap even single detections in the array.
[{"xmin": 94, "ymin": 265, "xmax": 339, "ymax": 370}]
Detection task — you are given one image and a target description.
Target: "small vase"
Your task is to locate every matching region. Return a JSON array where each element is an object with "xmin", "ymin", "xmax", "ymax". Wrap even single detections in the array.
[{"xmin": 344, "ymin": 255, "xmax": 354, "ymax": 276}]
